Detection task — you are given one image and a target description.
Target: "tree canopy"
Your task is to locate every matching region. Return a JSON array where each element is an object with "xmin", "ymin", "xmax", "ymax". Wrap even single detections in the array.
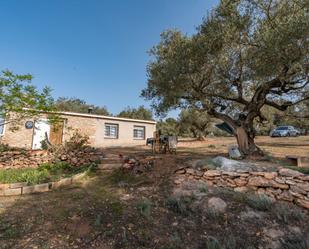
[
  {"xmin": 0, "ymin": 70, "xmax": 54, "ymax": 129},
  {"xmin": 117, "ymin": 106, "xmax": 153, "ymax": 120},
  {"xmin": 55, "ymin": 97, "xmax": 110, "ymax": 116},
  {"xmin": 142, "ymin": 0, "xmax": 309, "ymax": 155}
]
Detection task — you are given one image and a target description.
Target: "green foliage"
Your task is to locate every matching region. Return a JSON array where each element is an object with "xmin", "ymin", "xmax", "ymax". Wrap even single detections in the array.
[
  {"xmin": 136, "ymin": 199, "xmax": 152, "ymax": 218},
  {"xmin": 156, "ymin": 118, "xmax": 179, "ymax": 136},
  {"xmin": 117, "ymin": 105, "xmax": 153, "ymax": 120},
  {"xmin": 64, "ymin": 131, "xmax": 90, "ymax": 150},
  {"xmin": 0, "ymin": 162, "xmax": 95, "ymax": 184},
  {"xmin": 178, "ymin": 108, "xmax": 211, "ymax": 139},
  {"xmin": 0, "ymin": 70, "xmax": 55, "ymax": 130},
  {"xmin": 142, "ymin": 0, "xmax": 309, "ymax": 150},
  {"xmin": 55, "ymin": 97, "xmax": 110, "ymax": 115},
  {"xmin": 247, "ymin": 194, "xmax": 273, "ymax": 211}
]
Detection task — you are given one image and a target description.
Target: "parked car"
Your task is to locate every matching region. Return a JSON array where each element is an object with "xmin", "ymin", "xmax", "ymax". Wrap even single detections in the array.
[{"xmin": 270, "ymin": 126, "xmax": 300, "ymax": 137}]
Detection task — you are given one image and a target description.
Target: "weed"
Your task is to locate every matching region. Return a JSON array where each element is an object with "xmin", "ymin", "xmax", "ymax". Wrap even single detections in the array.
[
  {"xmin": 273, "ymin": 203, "xmax": 305, "ymax": 224},
  {"xmin": 280, "ymin": 233, "xmax": 309, "ymax": 249},
  {"xmin": 137, "ymin": 199, "xmax": 152, "ymax": 218},
  {"xmin": 204, "ymin": 236, "xmax": 237, "ymax": 249},
  {"xmin": 110, "ymin": 201, "xmax": 124, "ymax": 216},
  {"xmin": 2, "ymin": 227, "xmax": 19, "ymax": 239},
  {"xmin": 208, "ymin": 145, "xmax": 216, "ymax": 149},
  {"xmin": 246, "ymin": 194, "xmax": 273, "ymax": 211},
  {"xmin": 165, "ymin": 195, "xmax": 195, "ymax": 216},
  {"xmin": 205, "ymin": 209, "xmax": 224, "ymax": 222},
  {"xmin": 94, "ymin": 213, "xmax": 102, "ymax": 227},
  {"xmin": 195, "ymin": 159, "xmax": 218, "ymax": 170},
  {"xmin": 199, "ymin": 185, "xmax": 208, "ymax": 193}
]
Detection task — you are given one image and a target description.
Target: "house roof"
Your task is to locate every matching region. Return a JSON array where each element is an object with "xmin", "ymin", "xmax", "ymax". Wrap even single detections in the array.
[{"xmin": 51, "ymin": 110, "xmax": 157, "ymax": 124}]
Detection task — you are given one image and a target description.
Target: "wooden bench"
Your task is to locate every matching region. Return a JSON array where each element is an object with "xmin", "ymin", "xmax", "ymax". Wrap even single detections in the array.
[{"xmin": 286, "ymin": 155, "xmax": 309, "ymax": 168}]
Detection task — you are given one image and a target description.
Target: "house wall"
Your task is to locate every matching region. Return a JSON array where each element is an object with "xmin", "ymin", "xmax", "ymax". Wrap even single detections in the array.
[
  {"xmin": 1, "ymin": 113, "xmax": 156, "ymax": 149},
  {"xmin": 64, "ymin": 115, "xmax": 155, "ymax": 147}
]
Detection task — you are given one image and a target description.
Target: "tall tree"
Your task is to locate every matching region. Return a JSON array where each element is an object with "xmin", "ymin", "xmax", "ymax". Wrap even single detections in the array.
[
  {"xmin": 117, "ymin": 106, "xmax": 153, "ymax": 120},
  {"xmin": 178, "ymin": 108, "xmax": 211, "ymax": 140},
  {"xmin": 156, "ymin": 118, "xmax": 179, "ymax": 136},
  {"xmin": 55, "ymin": 97, "xmax": 110, "ymax": 116},
  {"xmin": 142, "ymin": 0, "xmax": 309, "ymax": 156},
  {"xmin": 0, "ymin": 70, "xmax": 54, "ymax": 130}
]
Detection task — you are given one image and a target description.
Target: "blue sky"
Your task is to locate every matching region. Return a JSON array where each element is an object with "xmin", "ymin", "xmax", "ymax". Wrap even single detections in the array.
[{"xmin": 0, "ymin": 0, "xmax": 218, "ymax": 117}]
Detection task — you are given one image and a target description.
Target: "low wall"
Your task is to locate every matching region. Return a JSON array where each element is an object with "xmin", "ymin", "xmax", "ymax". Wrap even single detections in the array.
[
  {"xmin": 0, "ymin": 147, "xmax": 104, "ymax": 168},
  {"xmin": 175, "ymin": 167, "xmax": 309, "ymax": 209},
  {"xmin": 0, "ymin": 172, "xmax": 86, "ymax": 196}
]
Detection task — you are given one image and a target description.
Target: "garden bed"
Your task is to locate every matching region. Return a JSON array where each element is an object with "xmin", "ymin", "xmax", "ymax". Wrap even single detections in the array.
[{"xmin": 0, "ymin": 162, "xmax": 96, "ymax": 185}]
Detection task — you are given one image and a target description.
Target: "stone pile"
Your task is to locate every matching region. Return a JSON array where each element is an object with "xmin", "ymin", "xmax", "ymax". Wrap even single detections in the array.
[
  {"xmin": 57, "ymin": 147, "xmax": 104, "ymax": 166},
  {"xmin": 175, "ymin": 165, "xmax": 309, "ymax": 209},
  {"xmin": 0, "ymin": 150, "xmax": 52, "ymax": 168}
]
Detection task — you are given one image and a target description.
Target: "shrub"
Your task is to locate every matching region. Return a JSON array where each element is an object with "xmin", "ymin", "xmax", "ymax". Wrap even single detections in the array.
[
  {"xmin": 165, "ymin": 195, "xmax": 195, "ymax": 216},
  {"xmin": 280, "ymin": 233, "xmax": 309, "ymax": 249},
  {"xmin": 246, "ymin": 194, "xmax": 273, "ymax": 211},
  {"xmin": 137, "ymin": 199, "xmax": 152, "ymax": 218},
  {"xmin": 65, "ymin": 131, "xmax": 89, "ymax": 150},
  {"xmin": 273, "ymin": 203, "xmax": 305, "ymax": 224}
]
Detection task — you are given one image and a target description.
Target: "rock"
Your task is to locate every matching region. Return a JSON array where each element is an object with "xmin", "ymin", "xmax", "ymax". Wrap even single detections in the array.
[
  {"xmin": 295, "ymin": 199, "xmax": 309, "ymax": 209},
  {"xmin": 248, "ymin": 176, "xmax": 272, "ymax": 187},
  {"xmin": 234, "ymin": 186, "xmax": 249, "ymax": 193},
  {"xmin": 234, "ymin": 178, "xmax": 247, "ymax": 187},
  {"xmin": 277, "ymin": 190, "xmax": 294, "ymax": 202},
  {"xmin": 279, "ymin": 168, "xmax": 304, "ymax": 178},
  {"xmin": 207, "ymin": 197, "xmax": 227, "ymax": 213},
  {"xmin": 175, "ymin": 168, "xmax": 186, "ymax": 174},
  {"xmin": 204, "ymin": 170, "xmax": 221, "ymax": 177},
  {"xmin": 186, "ymin": 168, "xmax": 195, "ymax": 175},
  {"xmin": 240, "ymin": 210, "xmax": 264, "ymax": 220},
  {"xmin": 212, "ymin": 156, "xmax": 257, "ymax": 172},
  {"xmin": 263, "ymin": 228, "xmax": 285, "ymax": 239},
  {"xmin": 264, "ymin": 172, "xmax": 278, "ymax": 180},
  {"xmin": 228, "ymin": 145, "xmax": 242, "ymax": 159},
  {"xmin": 296, "ymin": 183, "xmax": 309, "ymax": 192}
]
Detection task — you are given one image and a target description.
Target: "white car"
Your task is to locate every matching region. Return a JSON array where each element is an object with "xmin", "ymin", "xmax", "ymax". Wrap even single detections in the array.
[{"xmin": 270, "ymin": 126, "xmax": 300, "ymax": 137}]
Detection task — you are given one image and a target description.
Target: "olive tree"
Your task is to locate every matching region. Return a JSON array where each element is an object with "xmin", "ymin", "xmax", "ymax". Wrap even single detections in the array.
[
  {"xmin": 142, "ymin": 0, "xmax": 308, "ymax": 155},
  {"xmin": 0, "ymin": 70, "xmax": 54, "ymax": 130}
]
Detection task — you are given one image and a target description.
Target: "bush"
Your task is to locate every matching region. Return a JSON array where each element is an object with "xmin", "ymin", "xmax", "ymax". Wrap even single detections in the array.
[
  {"xmin": 280, "ymin": 233, "xmax": 309, "ymax": 249},
  {"xmin": 273, "ymin": 203, "xmax": 305, "ymax": 224},
  {"xmin": 165, "ymin": 195, "xmax": 195, "ymax": 216},
  {"xmin": 246, "ymin": 194, "xmax": 273, "ymax": 211},
  {"xmin": 137, "ymin": 199, "xmax": 152, "ymax": 218},
  {"xmin": 65, "ymin": 131, "xmax": 89, "ymax": 150}
]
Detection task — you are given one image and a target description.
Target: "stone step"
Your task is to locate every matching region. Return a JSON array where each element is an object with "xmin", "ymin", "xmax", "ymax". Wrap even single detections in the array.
[{"xmin": 98, "ymin": 163, "xmax": 122, "ymax": 170}]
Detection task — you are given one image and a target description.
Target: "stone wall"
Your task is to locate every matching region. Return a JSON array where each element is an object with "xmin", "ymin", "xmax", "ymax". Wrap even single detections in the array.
[
  {"xmin": 175, "ymin": 167, "xmax": 309, "ymax": 209},
  {"xmin": 0, "ymin": 147, "xmax": 104, "ymax": 168}
]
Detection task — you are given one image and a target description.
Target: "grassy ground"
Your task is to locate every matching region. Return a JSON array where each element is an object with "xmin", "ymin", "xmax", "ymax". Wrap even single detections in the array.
[
  {"xmin": 0, "ymin": 162, "xmax": 95, "ymax": 185},
  {"xmin": 0, "ymin": 136, "xmax": 308, "ymax": 249}
]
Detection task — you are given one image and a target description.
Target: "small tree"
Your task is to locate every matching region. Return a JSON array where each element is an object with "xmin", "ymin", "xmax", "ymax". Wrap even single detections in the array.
[
  {"xmin": 178, "ymin": 108, "xmax": 211, "ymax": 140},
  {"xmin": 156, "ymin": 118, "xmax": 179, "ymax": 136},
  {"xmin": 0, "ymin": 70, "xmax": 54, "ymax": 130},
  {"xmin": 117, "ymin": 105, "xmax": 153, "ymax": 120},
  {"xmin": 142, "ymin": 0, "xmax": 308, "ymax": 156},
  {"xmin": 55, "ymin": 97, "xmax": 110, "ymax": 115}
]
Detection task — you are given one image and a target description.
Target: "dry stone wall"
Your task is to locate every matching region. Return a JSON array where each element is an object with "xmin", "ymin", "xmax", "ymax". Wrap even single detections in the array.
[
  {"xmin": 175, "ymin": 167, "xmax": 309, "ymax": 209},
  {"xmin": 0, "ymin": 147, "xmax": 104, "ymax": 168}
]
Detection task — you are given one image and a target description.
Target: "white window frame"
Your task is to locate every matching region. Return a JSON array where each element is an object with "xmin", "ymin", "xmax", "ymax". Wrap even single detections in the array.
[
  {"xmin": 104, "ymin": 123, "xmax": 119, "ymax": 139},
  {"xmin": 133, "ymin": 125, "xmax": 145, "ymax": 140},
  {"xmin": 0, "ymin": 117, "xmax": 5, "ymax": 137}
]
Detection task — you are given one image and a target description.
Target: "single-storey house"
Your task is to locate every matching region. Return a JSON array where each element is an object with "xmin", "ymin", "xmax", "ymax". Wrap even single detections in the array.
[{"xmin": 0, "ymin": 111, "xmax": 156, "ymax": 149}]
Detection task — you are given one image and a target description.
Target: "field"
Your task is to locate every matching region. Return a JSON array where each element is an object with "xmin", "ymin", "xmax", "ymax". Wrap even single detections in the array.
[{"xmin": 0, "ymin": 136, "xmax": 308, "ymax": 249}]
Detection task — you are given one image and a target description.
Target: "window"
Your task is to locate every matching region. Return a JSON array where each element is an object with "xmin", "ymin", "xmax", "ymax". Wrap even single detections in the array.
[
  {"xmin": 133, "ymin": 126, "xmax": 145, "ymax": 139},
  {"xmin": 105, "ymin": 123, "xmax": 118, "ymax": 138},
  {"xmin": 0, "ymin": 117, "xmax": 4, "ymax": 136}
]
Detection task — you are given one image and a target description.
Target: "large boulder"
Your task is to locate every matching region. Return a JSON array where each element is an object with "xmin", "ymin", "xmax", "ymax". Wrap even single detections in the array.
[{"xmin": 212, "ymin": 156, "xmax": 258, "ymax": 172}]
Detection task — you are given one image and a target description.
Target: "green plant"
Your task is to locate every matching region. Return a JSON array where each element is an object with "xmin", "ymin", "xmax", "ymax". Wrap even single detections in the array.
[
  {"xmin": 247, "ymin": 194, "xmax": 273, "ymax": 211},
  {"xmin": 280, "ymin": 233, "xmax": 309, "ymax": 249},
  {"xmin": 205, "ymin": 209, "xmax": 224, "ymax": 222},
  {"xmin": 199, "ymin": 185, "xmax": 208, "ymax": 193},
  {"xmin": 205, "ymin": 237, "xmax": 222, "ymax": 249},
  {"xmin": 137, "ymin": 199, "xmax": 152, "ymax": 218}
]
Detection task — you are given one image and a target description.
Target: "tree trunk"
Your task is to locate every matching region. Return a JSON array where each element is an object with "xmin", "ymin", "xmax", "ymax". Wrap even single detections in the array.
[{"xmin": 235, "ymin": 126, "xmax": 263, "ymax": 156}]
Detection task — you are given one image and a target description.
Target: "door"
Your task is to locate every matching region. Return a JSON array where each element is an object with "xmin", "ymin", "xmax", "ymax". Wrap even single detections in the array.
[
  {"xmin": 32, "ymin": 120, "xmax": 50, "ymax": 150},
  {"xmin": 49, "ymin": 121, "xmax": 64, "ymax": 145}
]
